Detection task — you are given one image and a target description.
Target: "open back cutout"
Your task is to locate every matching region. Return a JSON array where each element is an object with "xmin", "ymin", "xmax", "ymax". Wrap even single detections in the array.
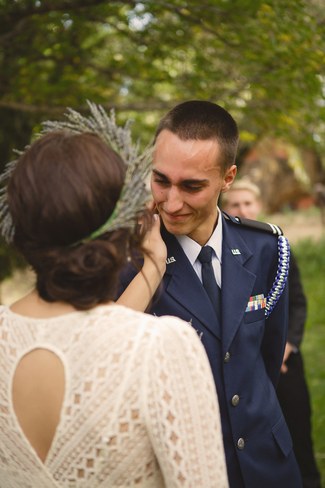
[{"xmin": 12, "ymin": 348, "xmax": 65, "ymax": 463}]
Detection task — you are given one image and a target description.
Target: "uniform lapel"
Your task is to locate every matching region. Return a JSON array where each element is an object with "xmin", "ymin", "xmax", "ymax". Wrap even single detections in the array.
[
  {"xmin": 221, "ymin": 216, "xmax": 256, "ymax": 351},
  {"xmin": 162, "ymin": 227, "xmax": 221, "ymax": 340}
]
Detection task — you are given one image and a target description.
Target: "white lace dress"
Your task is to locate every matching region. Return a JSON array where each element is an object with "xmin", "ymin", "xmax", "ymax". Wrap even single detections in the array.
[{"xmin": 0, "ymin": 303, "xmax": 228, "ymax": 487}]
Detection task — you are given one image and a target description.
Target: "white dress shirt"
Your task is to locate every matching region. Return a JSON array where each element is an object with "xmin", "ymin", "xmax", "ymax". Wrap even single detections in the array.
[{"xmin": 176, "ymin": 208, "xmax": 223, "ymax": 287}]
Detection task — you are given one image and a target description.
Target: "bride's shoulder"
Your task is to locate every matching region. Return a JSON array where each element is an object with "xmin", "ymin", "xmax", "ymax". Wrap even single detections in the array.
[{"xmin": 107, "ymin": 304, "xmax": 188, "ymax": 330}]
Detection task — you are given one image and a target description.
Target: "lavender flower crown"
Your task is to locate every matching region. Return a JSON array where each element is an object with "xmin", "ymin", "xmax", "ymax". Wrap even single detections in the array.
[{"xmin": 0, "ymin": 101, "xmax": 152, "ymax": 244}]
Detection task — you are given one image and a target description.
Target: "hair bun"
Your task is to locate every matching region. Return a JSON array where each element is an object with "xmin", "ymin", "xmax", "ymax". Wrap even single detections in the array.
[{"xmin": 34, "ymin": 231, "xmax": 129, "ymax": 309}]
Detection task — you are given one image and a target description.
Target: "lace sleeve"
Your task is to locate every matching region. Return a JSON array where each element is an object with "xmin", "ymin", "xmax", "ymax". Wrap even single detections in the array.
[{"xmin": 142, "ymin": 317, "xmax": 229, "ymax": 488}]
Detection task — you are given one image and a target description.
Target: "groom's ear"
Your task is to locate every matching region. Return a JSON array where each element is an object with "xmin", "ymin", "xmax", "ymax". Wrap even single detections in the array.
[{"xmin": 221, "ymin": 164, "xmax": 237, "ymax": 192}]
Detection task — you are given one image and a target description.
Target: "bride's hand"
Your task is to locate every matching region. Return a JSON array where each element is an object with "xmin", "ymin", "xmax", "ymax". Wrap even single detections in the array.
[
  {"xmin": 142, "ymin": 213, "xmax": 167, "ymax": 277},
  {"xmin": 116, "ymin": 208, "xmax": 166, "ymax": 311}
]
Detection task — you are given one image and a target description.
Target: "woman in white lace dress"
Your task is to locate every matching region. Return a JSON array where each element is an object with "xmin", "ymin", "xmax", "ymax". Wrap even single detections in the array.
[{"xmin": 0, "ymin": 124, "xmax": 228, "ymax": 487}]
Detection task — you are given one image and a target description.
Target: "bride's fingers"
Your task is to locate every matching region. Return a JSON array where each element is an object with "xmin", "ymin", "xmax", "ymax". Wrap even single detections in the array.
[
  {"xmin": 152, "ymin": 212, "xmax": 160, "ymax": 225},
  {"xmin": 146, "ymin": 200, "xmax": 158, "ymax": 214},
  {"xmin": 143, "ymin": 215, "xmax": 159, "ymax": 245}
]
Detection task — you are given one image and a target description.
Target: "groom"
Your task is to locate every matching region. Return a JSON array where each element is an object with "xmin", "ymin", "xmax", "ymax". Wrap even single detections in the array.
[{"xmin": 118, "ymin": 100, "xmax": 302, "ymax": 488}]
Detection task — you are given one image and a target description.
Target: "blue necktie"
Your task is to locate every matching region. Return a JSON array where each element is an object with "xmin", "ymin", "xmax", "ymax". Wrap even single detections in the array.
[{"xmin": 198, "ymin": 246, "xmax": 221, "ymax": 319}]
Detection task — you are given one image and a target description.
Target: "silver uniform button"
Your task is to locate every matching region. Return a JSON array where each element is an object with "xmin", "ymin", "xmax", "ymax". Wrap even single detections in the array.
[
  {"xmin": 237, "ymin": 438, "xmax": 245, "ymax": 450},
  {"xmin": 231, "ymin": 394, "xmax": 240, "ymax": 406},
  {"xmin": 224, "ymin": 352, "xmax": 231, "ymax": 363}
]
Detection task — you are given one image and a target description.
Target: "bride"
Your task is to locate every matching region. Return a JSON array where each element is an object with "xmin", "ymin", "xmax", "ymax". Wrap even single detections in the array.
[{"xmin": 0, "ymin": 107, "xmax": 228, "ymax": 487}]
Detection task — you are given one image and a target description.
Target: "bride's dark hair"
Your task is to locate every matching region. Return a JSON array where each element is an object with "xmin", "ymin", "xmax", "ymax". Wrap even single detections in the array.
[{"xmin": 7, "ymin": 131, "xmax": 150, "ymax": 309}]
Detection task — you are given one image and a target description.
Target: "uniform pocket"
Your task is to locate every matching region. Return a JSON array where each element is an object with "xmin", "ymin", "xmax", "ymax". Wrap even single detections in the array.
[
  {"xmin": 272, "ymin": 415, "xmax": 293, "ymax": 457},
  {"xmin": 244, "ymin": 308, "xmax": 265, "ymax": 324}
]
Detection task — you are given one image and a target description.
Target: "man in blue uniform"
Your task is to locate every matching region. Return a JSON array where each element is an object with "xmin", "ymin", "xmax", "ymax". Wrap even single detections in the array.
[{"xmin": 118, "ymin": 100, "xmax": 302, "ymax": 487}]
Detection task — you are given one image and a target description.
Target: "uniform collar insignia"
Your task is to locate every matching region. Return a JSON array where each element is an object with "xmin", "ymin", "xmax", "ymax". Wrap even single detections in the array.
[{"xmin": 166, "ymin": 256, "xmax": 176, "ymax": 264}]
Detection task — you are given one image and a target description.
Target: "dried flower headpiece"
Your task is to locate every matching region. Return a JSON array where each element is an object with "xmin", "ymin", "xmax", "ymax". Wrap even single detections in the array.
[{"xmin": 0, "ymin": 101, "xmax": 153, "ymax": 244}]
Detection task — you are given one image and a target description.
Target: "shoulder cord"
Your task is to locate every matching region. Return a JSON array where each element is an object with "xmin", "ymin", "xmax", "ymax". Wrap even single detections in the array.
[{"xmin": 265, "ymin": 235, "xmax": 290, "ymax": 318}]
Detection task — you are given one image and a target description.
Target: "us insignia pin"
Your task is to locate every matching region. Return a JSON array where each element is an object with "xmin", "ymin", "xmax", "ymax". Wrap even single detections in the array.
[{"xmin": 166, "ymin": 256, "xmax": 176, "ymax": 264}]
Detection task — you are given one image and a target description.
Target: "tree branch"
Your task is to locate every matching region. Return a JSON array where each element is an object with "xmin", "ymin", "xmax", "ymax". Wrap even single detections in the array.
[
  {"xmin": 0, "ymin": 99, "xmax": 173, "ymax": 115},
  {"xmin": 0, "ymin": 0, "xmax": 136, "ymax": 44}
]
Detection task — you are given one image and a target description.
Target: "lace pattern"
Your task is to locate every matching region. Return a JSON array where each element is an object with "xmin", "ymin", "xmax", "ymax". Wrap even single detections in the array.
[{"xmin": 0, "ymin": 304, "xmax": 228, "ymax": 487}]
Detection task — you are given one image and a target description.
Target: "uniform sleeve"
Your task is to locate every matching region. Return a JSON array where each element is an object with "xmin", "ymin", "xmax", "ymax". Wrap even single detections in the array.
[
  {"xmin": 115, "ymin": 262, "xmax": 139, "ymax": 299},
  {"xmin": 287, "ymin": 252, "xmax": 307, "ymax": 348},
  {"xmin": 141, "ymin": 316, "xmax": 229, "ymax": 488}
]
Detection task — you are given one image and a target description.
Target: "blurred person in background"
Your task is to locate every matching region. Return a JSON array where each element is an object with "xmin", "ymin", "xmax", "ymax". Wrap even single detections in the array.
[{"xmin": 222, "ymin": 179, "xmax": 322, "ymax": 488}]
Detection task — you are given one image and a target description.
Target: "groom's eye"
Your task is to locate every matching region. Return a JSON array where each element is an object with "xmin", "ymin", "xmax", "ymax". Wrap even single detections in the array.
[
  {"xmin": 181, "ymin": 182, "xmax": 206, "ymax": 192},
  {"xmin": 153, "ymin": 178, "xmax": 170, "ymax": 187}
]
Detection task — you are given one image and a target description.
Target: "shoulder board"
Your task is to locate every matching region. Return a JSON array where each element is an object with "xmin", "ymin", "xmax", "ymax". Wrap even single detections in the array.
[{"xmin": 222, "ymin": 212, "xmax": 283, "ymax": 236}]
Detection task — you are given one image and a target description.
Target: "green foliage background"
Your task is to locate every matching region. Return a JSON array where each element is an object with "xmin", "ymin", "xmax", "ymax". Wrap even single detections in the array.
[
  {"xmin": 0, "ymin": 0, "xmax": 324, "ymax": 149},
  {"xmin": 294, "ymin": 238, "xmax": 325, "ymax": 485}
]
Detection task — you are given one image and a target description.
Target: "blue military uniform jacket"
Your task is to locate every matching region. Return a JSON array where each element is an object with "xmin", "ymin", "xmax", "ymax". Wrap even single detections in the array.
[{"xmin": 118, "ymin": 212, "xmax": 302, "ymax": 488}]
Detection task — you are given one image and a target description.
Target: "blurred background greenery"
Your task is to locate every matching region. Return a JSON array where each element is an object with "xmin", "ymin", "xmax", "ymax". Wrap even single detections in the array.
[
  {"xmin": 0, "ymin": 1, "xmax": 324, "ymax": 483},
  {"xmin": 294, "ymin": 235, "xmax": 325, "ymax": 486}
]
